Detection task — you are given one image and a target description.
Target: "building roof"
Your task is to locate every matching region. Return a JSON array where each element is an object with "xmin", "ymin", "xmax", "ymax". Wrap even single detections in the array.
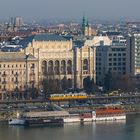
[
  {"xmin": 33, "ymin": 34, "xmax": 69, "ymax": 41},
  {"xmin": 0, "ymin": 52, "xmax": 37, "ymax": 62},
  {"xmin": 24, "ymin": 111, "xmax": 70, "ymax": 118},
  {"xmin": 105, "ymin": 32, "xmax": 121, "ymax": 36},
  {"xmin": 18, "ymin": 34, "xmax": 69, "ymax": 49}
]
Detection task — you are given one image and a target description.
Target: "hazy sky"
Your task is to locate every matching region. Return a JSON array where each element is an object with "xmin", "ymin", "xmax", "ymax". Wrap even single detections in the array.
[{"xmin": 0, "ymin": 0, "xmax": 140, "ymax": 21}]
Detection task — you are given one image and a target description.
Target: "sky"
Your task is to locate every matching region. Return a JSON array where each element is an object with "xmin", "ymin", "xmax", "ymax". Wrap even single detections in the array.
[{"xmin": 0, "ymin": 0, "xmax": 140, "ymax": 21}]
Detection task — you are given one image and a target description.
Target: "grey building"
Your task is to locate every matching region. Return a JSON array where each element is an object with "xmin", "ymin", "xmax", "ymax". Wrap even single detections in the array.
[{"xmin": 96, "ymin": 43, "xmax": 127, "ymax": 86}]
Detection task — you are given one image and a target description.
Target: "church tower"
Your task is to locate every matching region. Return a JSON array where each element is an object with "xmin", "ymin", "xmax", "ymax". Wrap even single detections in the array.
[
  {"xmin": 81, "ymin": 16, "xmax": 96, "ymax": 36},
  {"xmin": 81, "ymin": 16, "xmax": 86, "ymax": 35}
]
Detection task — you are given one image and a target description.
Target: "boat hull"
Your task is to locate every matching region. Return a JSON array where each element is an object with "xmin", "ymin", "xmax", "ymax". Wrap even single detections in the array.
[
  {"xmin": 24, "ymin": 118, "xmax": 63, "ymax": 127},
  {"xmin": 8, "ymin": 118, "xmax": 25, "ymax": 125},
  {"xmin": 93, "ymin": 115, "xmax": 126, "ymax": 121},
  {"xmin": 63, "ymin": 117, "xmax": 81, "ymax": 123}
]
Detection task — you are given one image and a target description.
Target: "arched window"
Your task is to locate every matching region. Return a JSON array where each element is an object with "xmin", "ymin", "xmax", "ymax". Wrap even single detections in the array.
[
  {"xmin": 61, "ymin": 60, "xmax": 66, "ymax": 74},
  {"xmin": 83, "ymin": 59, "xmax": 88, "ymax": 71},
  {"xmin": 42, "ymin": 61, "xmax": 47, "ymax": 76},
  {"xmin": 48, "ymin": 60, "xmax": 53, "ymax": 74},
  {"xmin": 54, "ymin": 60, "xmax": 60, "ymax": 74},
  {"xmin": 67, "ymin": 60, "xmax": 72, "ymax": 74}
]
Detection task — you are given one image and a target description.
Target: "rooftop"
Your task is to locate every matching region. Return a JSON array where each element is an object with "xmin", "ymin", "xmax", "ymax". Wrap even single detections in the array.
[{"xmin": 0, "ymin": 52, "xmax": 37, "ymax": 62}]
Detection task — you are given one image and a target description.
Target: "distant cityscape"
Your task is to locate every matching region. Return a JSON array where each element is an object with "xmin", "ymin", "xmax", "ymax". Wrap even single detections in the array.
[{"xmin": 0, "ymin": 16, "xmax": 140, "ymax": 100}]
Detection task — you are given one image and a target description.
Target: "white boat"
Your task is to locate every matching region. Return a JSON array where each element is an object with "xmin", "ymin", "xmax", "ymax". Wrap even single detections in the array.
[
  {"xmin": 8, "ymin": 118, "xmax": 25, "ymax": 125},
  {"xmin": 63, "ymin": 117, "xmax": 81, "ymax": 123},
  {"xmin": 8, "ymin": 112, "xmax": 25, "ymax": 125},
  {"xmin": 63, "ymin": 114, "xmax": 81, "ymax": 123},
  {"xmin": 92, "ymin": 109, "xmax": 126, "ymax": 121}
]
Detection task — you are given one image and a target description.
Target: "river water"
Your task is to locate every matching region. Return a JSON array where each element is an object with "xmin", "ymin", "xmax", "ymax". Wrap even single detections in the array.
[{"xmin": 0, "ymin": 114, "xmax": 140, "ymax": 140}]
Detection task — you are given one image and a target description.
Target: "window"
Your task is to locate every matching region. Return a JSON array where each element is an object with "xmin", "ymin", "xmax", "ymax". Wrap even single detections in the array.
[
  {"xmin": 3, "ymin": 78, "xmax": 6, "ymax": 82},
  {"xmin": 12, "ymin": 78, "xmax": 14, "ymax": 82},
  {"xmin": 118, "ymin": 63, "xmax": 121, "ymax": 66},
  {"xmin": 83, "ymin": 59, "xmax": 88, "ymax": 70},
  {"xmin": 123, "ymin": 67, "xmax": 126, "ymax": 70},
  {"xmin": 121, "ymin": 48, "xmax": 126, "ymax": 51},
  {"xmin": 31, "ymin": 63, "xmax": 35, "ymax": 68},
  {"xmin": 113, "ymin": 58, "xmax": 117, "ymax": 61}
]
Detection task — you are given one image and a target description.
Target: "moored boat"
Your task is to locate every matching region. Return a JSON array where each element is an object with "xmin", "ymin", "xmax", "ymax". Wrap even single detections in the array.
[
  {"xmin": 8, "ymin": 118, "xmax": 25, "ymax": 125},
  {"xmin": 92, "ymin": 108, "xmax": 126, "ymax": 121},
  {"xmin": 8, "ymin": 112, "xmax": 25, "ymax": 125},
  {"xmin": 63, "ymin": 114, "xmax": 81, "ymax": 123},
  {"xmin": 24, "ymin": 118, "xmax": 64, "ymax": 127}
]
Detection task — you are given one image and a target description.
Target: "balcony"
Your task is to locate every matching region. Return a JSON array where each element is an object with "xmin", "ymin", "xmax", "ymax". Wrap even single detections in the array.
[
  {"xmin": 2, "ymin": 81, "xmax": 6, "ymax": 84},
  {"xmin": 2, "ymin": 74, "xmax": 6, "ymax": 77},
  {"xmin": 2, "ymin": 88, "xmax": 6, "ymax": 91},
  {"xmin": 30, "ymin": 73, "xmax": 35, "ymax": 77},
  {"xmin": 30, "ymin": 80, "xmax": 35, "ymax": 84},
  {"xmin": 14, "ymin": 73, "xmax": 18, "ymax": 77}
]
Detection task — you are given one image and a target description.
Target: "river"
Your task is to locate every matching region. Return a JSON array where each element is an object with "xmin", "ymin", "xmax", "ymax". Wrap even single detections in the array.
[{"xmin": 0, "ymin": 114, "xmax": 140, "ymax": 140}]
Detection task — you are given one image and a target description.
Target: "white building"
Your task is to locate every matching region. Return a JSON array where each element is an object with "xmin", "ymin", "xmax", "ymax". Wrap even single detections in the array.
[{"xmin": 127, "ymin": 34, "xmax": 140, "ymax": 75}]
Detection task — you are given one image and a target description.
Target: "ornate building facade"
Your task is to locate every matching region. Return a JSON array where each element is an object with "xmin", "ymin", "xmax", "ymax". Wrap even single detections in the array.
[
  {"xmin": 0, "ymin": 34, "xmax": 97, "ymax": 99},
  {"xmin": 22, "ymin": 34, "xmax": 95, "ymax": 91},
  {"xmin": 23, "ymin": 34, "xmax": 74, "ymax": 91},
  {"xmin": 74, "ymin": 44, "xmax": 95, "ymax": 89},
  {"xmin": 0, "ymin": 52, "xmax": 38, "ymax": 99}
]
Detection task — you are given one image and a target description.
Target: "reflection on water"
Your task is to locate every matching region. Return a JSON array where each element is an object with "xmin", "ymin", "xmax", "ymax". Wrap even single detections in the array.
[{"xmin": 0, "ymin": 115, "xmax": 140, "ymax": 140}]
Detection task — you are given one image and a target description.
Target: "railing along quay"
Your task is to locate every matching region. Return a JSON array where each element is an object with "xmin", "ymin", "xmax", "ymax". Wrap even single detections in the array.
[{"xmin": 0, "ymin": 95, "xmax": 140, "ymax": 105}]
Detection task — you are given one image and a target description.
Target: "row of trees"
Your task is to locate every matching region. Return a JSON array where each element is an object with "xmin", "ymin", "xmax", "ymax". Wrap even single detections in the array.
[
  {"xmin": 104, "ymin": 71, "xmax": 139, "ymax": 92},
  {"xmin": 3, "ymin": 70, "xmax": 140, "ymax": 100}
]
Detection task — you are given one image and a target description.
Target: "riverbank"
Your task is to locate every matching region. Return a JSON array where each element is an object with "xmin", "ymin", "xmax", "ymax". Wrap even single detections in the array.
[{"xmin": 0, "ymin": 104, "xmax": 140, "ymax": 121}]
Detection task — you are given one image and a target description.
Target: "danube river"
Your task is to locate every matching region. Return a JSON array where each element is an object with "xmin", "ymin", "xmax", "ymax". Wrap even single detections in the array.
[{"xmin": 0, "ymin": 114, "xmax": 140, "ymax": 140}]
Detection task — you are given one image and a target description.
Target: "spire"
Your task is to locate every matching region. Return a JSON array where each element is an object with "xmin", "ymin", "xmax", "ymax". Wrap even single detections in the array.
[
  {"xmin": 86, "ymin": 20, "xmax": 89, "ymax": 27},
  {"xmin": 82, "ymin": 16, "xmax": 86, "ymax": 27}
]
